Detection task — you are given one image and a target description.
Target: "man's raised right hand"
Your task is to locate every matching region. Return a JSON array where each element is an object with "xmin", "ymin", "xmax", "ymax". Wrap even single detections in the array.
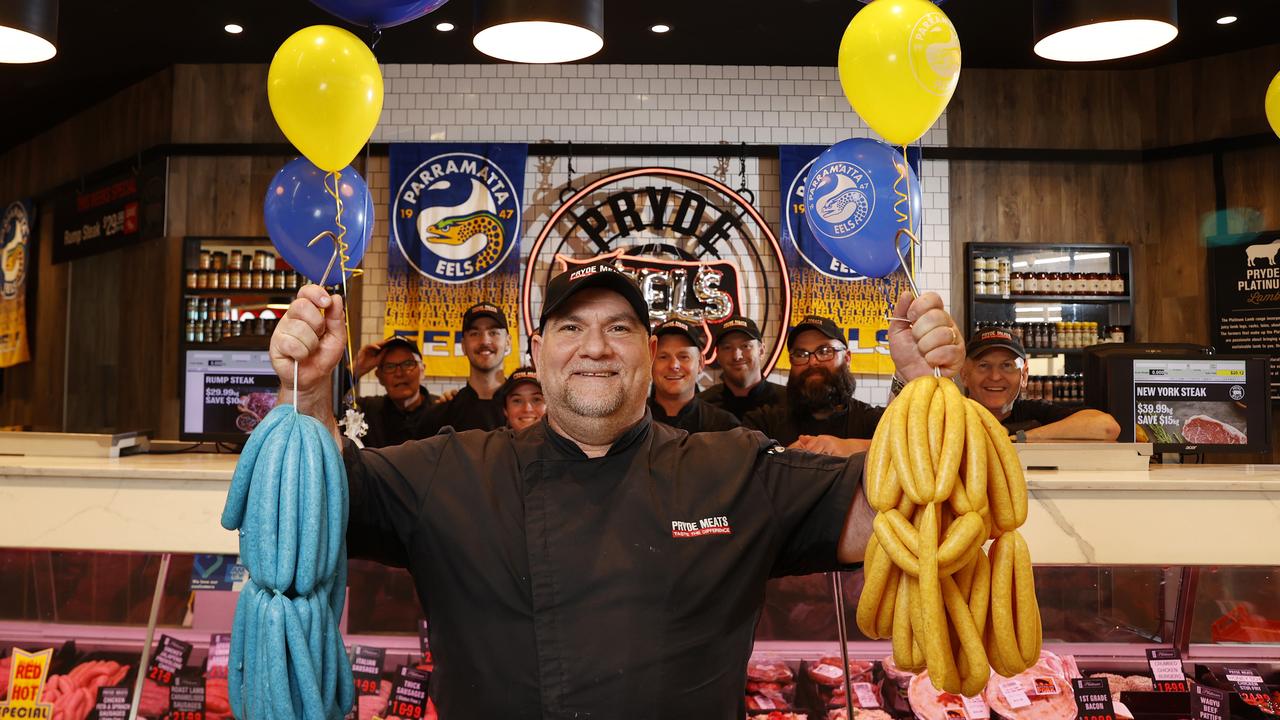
[{"xmin": 270, "ymin": 285, "xmax": 347, "ymax": 405}]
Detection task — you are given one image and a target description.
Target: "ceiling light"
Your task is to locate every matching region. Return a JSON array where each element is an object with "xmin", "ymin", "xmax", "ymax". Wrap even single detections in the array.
[
  {"xmin": 436, "ymin": 21, "xmax": 455, "ymax": 31},
  {"xmin": 0, "ymin": 0, "xmax": 58, "ymax": 63},
  {"xmin": 650, "ymin": 23, "xmax": 670, "ymax": 33},
  {"xmin": 1216, "ymin": 15, "xmax": 1237, "ymax": 25},
  {"xmin": 473, "ymin": 0, "xmax": 603, "ymax": 63},
  {"xmin": 224, "ymin": 23, "xmax": 243, "ymax": 34},
  {"xmin": 1033, "ymin": 0, "xmax": 1178, "ymax": 62}
]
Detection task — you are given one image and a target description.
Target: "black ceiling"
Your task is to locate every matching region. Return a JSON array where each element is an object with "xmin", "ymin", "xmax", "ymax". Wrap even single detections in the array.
[{"xmin": 2, "ymin": 0, "xmax": 1278, "ymax": 153}]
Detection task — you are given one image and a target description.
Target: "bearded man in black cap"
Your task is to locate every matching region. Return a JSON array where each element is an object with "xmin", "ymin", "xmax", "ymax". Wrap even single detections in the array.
[{"xmin": 743, "ymin": 315, "xmax": 886, "ymax": 455}]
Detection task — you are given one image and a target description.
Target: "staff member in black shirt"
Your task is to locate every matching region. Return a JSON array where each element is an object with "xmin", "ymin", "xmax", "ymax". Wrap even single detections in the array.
[
  {"xmin": 349, "ymin": 336, "xmax": 438, "ymax": 448},
  {"xmin": 648, "ymin": 319, "xmax": 741, "ymax": 434},
  {"xmin": 498, "ymin": 366, "xmax": 546, "ymax": 432},
  {"xmin": 422, "ymin": 302, "xmax": 510, "ymax": 434},
  {"xmin": 699, "ymin": 316, "xmax": 787, "ymax": 419},
  {"xmin": 961, "ymin": 328, "xmax": 1120, "ymax": 441},
  {"xmin": 745, "ymin": 315, "xmax": 887, "ymax": 454},
  {"xmin": 268, "ymin": 263, "xmax": 965, "ymax": 719}
]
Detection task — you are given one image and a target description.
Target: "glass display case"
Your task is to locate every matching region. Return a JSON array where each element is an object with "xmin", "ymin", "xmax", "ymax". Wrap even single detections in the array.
[{"xmin": 0, "ymin": 460, "xmax": 1276, "ymax": 720}]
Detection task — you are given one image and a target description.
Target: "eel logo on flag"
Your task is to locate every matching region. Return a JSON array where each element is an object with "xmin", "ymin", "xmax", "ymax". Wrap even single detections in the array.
[
  {"xmin": 392, "ymin": 152, "xmax": 521, "ymax": 285},
  {"xmin": 1, "ymin": 202, "xmax": 30, "ymax": 301}
]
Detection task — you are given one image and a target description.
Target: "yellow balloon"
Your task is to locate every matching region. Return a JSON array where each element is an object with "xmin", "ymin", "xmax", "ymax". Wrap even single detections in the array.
[
  {"xmin": 1267, "ymin": 70, "xmax": 1280, "ymax": 140},
  {"xmin": 838, "ymin": 0, "xmax": 961, "ymax": 146},
  {"xmin": 268, "ymin": 25, "xmax": 384, "ymax": 173}
]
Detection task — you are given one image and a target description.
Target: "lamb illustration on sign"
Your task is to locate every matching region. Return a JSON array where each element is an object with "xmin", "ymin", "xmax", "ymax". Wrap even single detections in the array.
[{"xmin": 1244, "ymin": 237, "xmax": 1280, "ymax": 267}]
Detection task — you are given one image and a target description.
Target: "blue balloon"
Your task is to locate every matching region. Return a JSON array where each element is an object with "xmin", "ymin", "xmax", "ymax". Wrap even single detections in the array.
[
  {"xmin": 264, "ymin": 158, "xmax": 371, "ymax": 286},
  {"xmin": 309, "ymin": 0, "xmax": 449, "ymax": 29},
  {"xmin": 802, "ymin": 138, "xmax": 922, "ymax": 279}
]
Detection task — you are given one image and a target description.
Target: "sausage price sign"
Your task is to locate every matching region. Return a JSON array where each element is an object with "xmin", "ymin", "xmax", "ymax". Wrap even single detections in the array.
[{"xmin": 0, "ymin": 648, "xmax": 53, "ymax": 720}]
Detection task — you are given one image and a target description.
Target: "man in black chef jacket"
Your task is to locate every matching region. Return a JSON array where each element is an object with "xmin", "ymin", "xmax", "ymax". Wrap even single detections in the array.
[
  {"xmin": 960, "ymin": 328, "xmax": 1120, "ymax": 441},
  {"xmin": 348, "ymin": 336, "xmax": 438, "ymax": 448},
  {"xmin": 698, "ymin": 316, "xmax": 787, "ymax": 419},
  {"xmin": 744, "ymin": 315, "xmax": 887, "ymax": 455},
  {"xmin": 647, "ymin": 319, "xmax": 741, "ymax": 434},
  {"xmin": 420, "ymin": 302, "xmax": 510, "ymax": 435},
  {"xmin": 268, "ymin": 262, "xmax": 964, "ymax": 719}
]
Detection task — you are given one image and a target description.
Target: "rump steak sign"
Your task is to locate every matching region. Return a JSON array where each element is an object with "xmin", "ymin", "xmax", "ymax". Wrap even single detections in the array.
[
  {"xmin": 521, "ymin": 167, "xmax": 791, "ymax": 372},
  {"xmin": 1208, "ymin": 231, "xmax": 1280, "ymax": 399}
]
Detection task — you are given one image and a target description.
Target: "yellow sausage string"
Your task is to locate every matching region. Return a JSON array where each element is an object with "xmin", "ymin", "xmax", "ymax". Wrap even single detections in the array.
[{"xmin": 312, "ymin": 170, "xmax": 361, "ymax": 410}]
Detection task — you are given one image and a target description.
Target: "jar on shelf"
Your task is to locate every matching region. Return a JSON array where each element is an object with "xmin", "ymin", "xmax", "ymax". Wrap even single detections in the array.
[
  {"xmin": 1047, "ymin": 273, "xmax": 1063, "ymax": 295},
  {"xmin": 1062, "ymin": 274, "xmax": 1078, "ymax": 295},
  {"xmin": 997, "ymin": 257, "xmax": 1011, "ymax": 282},
  {"xmin": 974, "ymin": 256, "xmax": 990, "ymax": 272},
  {"xmin": 229, "ymin": 270, "xmax": 241, "ymax": 289},
  {"xmin": 1114, "ymin": 274, "xmax": 1127, "ymax": 296},
  {"xmin": 185, "ymin": 270, "xmax": 198, "ymax": 288},
  {"xmin": 199, "ymin": 250, "xmax": 212, "ymax": 270},
  {"xmin": 1043, "ymin": 376, "xmax": 1055, "ymax": 402},
  {"xmin": 230, "ymin": 250, "xmax": 242, "ymax": 270},
  {"xmin": 1010, "ymin": 272, "xmax": 1025, "ymax": 294},
  {"xmin": 1108, "ymin": 325, "xmax": 1125, "ymax": 342}
]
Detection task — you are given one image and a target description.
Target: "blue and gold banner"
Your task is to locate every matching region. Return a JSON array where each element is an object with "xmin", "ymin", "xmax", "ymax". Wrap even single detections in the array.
[
  {"xmin": 387, "ymin": 144, "xmax": 527, "ymax": 376},
  {"xmin": 778, "ymin": 145, "xmax": 919, "ymax": 376},
  {"xmin": 0, "ymin": 200, "xmax": 34, "ymax": 369}
]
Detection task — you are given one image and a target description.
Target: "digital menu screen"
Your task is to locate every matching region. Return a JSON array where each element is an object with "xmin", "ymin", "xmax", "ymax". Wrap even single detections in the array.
[
  {"xmin": 1132, "ymin": 358, "xmax": 1259, "ymax": 449},
  {"xmin": 182, "ymin": 350, "xmax": 280, "ymax": 440}
]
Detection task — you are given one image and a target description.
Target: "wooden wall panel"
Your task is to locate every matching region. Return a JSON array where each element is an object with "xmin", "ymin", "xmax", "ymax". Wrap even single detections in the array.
[
  {"xmin": 949, "ymin": 68, "xmax": 1148, "ymax": 149},
  {"xmin": 1223, "ymin": 144, "xmax": 1280, "ymax": 233},
  {"xmin": 171, "ymin": 65, "xmax": 285, "ymax": 144},
  {"xmin": 1144, "ymin": 45, "xmax": 1280, "ymax": 148},
  {"xmin": 0, "ymin": 69, "xmax": 173, "ymax": 201}
]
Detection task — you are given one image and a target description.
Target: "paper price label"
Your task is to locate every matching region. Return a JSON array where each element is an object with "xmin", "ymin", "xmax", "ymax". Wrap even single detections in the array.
[
  {"xmin": 1191, "ymin": 682, "xmax": 1227, "ymax": 720},
  {"xmin": 853, "ymin": 682, "xmax": 880, "ymax": 708},
  {"xmin": 148, "ymin": 635, "xmax": 193, "ymax": 687},
  {"xmin": 1001, "ymin": 680, "xmax": 1032, "ymax": 709},
  {"xmin": 350, "ymin": 645, "xmax": 385, "ymax": 697},
  {"xmin": 0, "ymin": 648, "xmax": 54, "ymax": 717},
  {"xmin": 812, "ymin": 664, "xmax": 844, "ymax": 681},
  {"xmin": 1072, "ymin": 678, "xmax": 1116, "ymax": 720},
  {"xmin": 206, "ymin": 633, "xmax": 231, "ymax": 673},
  {"xmin": 95, "ymin": 686, "xmax": 131, "ymax": 720},
  {"xmin": 1146, "ymin": 648, "xmax": 1187, "ymax": 691},
  {"xmin": 963, "ymin": 695, "xmax": 991, "ymax": 720}
]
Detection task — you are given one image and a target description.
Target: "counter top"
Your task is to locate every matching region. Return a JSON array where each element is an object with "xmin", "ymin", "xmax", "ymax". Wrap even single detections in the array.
[
  {"xmin": 0, "ymin": 449, "xmax": 1276, "ymax": 565},
  {"xmin": 0, "ymin": 451, "xmax": 238, "ymax": 480}
]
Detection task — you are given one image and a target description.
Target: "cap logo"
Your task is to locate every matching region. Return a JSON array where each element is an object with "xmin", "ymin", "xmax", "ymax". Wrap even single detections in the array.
[
  {"xmin": 726, "ymin": 320, "xmax": 747, "ymax": 328},
  {"xmin": 569, "ymin": 266, "xmax": 599, "ymax": 280},
  {"xmin": 979, "ymin": 330, "xmax": 1012, "ymax": 342}
]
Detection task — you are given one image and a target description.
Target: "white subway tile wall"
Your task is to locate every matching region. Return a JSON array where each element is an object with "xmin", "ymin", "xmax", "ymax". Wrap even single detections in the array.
[{"xmin": 358, "ymin": 64, "xmax": 951, "ymax": 410}]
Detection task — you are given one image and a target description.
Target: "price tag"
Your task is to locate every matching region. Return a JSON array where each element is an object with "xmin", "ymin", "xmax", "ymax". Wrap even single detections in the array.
[
  {"xmin": 1031, "ymin": 677, "xmax": 1062, "ymax": 696},
  {"xmin": 1223, "ymin": 665, "xmax": 1267, "ymax": 694},
  {"xmin": 812, "ymin": 664, "xmax": 844, "ymax": 682},
  {"xmin": 962, "ymin": 694, "xmax": 991, "ymax": 720},
  {"xmin": 418, "ymin": 619, "xmax": 431, "ymax": 662},
  {"xmin": 1072, "ymin": 678, "xmax": 1117, "ymax": 720},
  {"xmin": 0, "ymin": 648, "xmax": 53, "ymax": 711},
  {"xmin": 95, "ymin": 686, "xmax": 131, "ymax": 720},
  {"xmin": 167, "ymin": 676, "xmax": 205, "ymax": 720},
  {"xmin": 1190, "ymin": 682, "xmax": 1227, "ymax": 720},
  {"xmin": 1000, "ymin": 680, "xmax": 1032, "ymax": 709},
  {"xmin": 1146, "ymin": 648, "xmax": 1187, "ymax": 692},
  {"xmin": 148, "ymin": 635, "xmax": 193, "ymax": 687},
  {"xmin": 206, "ymin": 634, "xmax": 231, "ymax": 674},
  {"xmin": 388, "ymin": 665, "xmax": 430, "ymax": 720},
  {"xmin": 189, "ymin": 554, "xmax": 247, "ymax": 592},
  {"xmin": 349, "ymin": 645, "xmax": 385, "ymax": 697},
  {"xmin": 852, "ymin": 682, "xmax": 880, "ymax": 708}
]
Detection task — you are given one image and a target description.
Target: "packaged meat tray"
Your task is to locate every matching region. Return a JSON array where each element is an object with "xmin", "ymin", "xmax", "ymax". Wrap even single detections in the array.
[
  {"xmin": 980, "ymin": 651, "xmax": 1079, "ymax": 720},
  {"xmin": 908, "ymin": 670, "xmax": 990, "ymax": 720},
  {"xmin": 747, "ymin": 658, "xmax": 799, "ymax": 714},
  {"xmin": 880, "ymin": 655, "xmax": 916, "ymax": 715},
  {"xmin": 801, "ymin": 657, "xmax": 880, "ymax": 712}
]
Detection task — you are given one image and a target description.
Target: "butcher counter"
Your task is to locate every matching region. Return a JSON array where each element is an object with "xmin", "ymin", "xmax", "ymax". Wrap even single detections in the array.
[{"xmin": 0, "ymin": 450, "xmax": 1278, "ymax": 564}]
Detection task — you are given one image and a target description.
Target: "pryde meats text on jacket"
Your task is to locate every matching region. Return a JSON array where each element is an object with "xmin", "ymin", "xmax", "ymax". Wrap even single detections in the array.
[{"xmin": 671, "ymin": 516, "xmax": 732, "ymax": 538}]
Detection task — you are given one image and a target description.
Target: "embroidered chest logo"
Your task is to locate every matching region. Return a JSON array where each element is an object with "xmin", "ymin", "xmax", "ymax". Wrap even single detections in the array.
[{"xmin": 671, "ymin": 516, "xmax": 732, "ymax": 539}]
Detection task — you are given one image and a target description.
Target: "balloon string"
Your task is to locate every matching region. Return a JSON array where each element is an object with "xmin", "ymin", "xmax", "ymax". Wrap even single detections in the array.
[{"xmin": 323, "ymin": 170, "xmax": 360, "ymax": 411}]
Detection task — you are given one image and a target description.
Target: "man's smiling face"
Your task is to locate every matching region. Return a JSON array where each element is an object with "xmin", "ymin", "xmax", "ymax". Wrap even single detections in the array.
[{"xmin": 960, "ymin": 348, "xmax": 1028, "ymax": 418}]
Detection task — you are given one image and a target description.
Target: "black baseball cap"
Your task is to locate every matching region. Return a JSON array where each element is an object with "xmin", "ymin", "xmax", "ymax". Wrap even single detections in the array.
[
  {"xmin": 380, "ymin": 336, "xmax": 422, "ymax": 358},
  {"xmin": 496, "ymin": 366, "xmax": 541, "ymax": 404},
  {"xmin": 539, "ymin": 261, "xmax": 650, "ymax": 331},
  {"xmin": 713, "ymin": 316, "xmax": 762, "ymax": 345},
  {"xmin": 462, "ymin": 302, "xmax": 508, "ymax": 332},
  {"xmin": 967, "ymin": 328, "xmax": 1026, "ymax": 360},
  {"xmin": 652, "ymin": 318, "xmax": 704, "ymax": 348},
  {"xmin": 787, "ymin": 315, "xmax": 844, "ymax": 348}
]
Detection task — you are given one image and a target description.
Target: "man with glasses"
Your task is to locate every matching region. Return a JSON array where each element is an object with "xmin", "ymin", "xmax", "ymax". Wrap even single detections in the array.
[
  {"xmin": 351, "ymin": 336, "xmax": 439, "ymax": 448},
  {"xmin": 422, "ymin": 302, "xmax": 512, "ymax": 435},
  {"xmin": 961, "ymin": 328, "xmax": 1120, "ymax": 441},
  {"xmin": 648, "ymin": 319, "xmax": 741, "ymax": 434},
  {"xmin": 744, "ymin": 315, "xmax": 885, "ymax": 454},
  {"xmin": 698, "ymin": 316, "xmax": 787, "ymax": 420}
]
